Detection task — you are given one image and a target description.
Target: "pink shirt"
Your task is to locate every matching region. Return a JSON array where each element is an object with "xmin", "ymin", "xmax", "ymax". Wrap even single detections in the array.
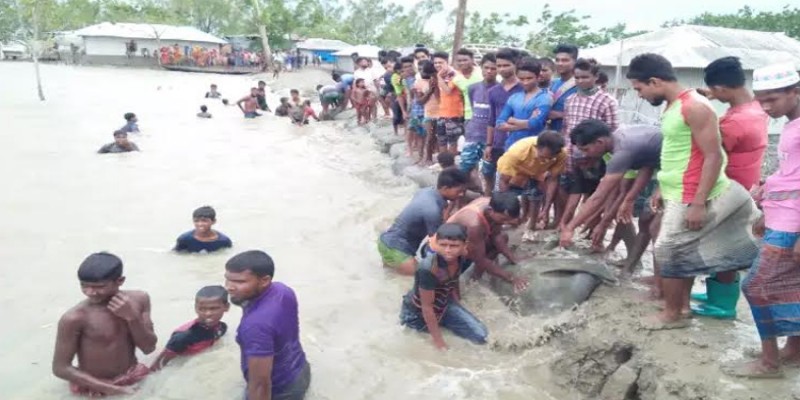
[
  {"xmin": 720, "ymin": 101, "xmax": 768, "ymax": 190},
  {"xmin": 763, "ymin": 118, "xmax": 800, "ymax": 233}
]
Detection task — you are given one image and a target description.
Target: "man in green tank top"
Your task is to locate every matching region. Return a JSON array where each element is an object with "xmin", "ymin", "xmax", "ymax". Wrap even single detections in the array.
[{"xmin": 626, "ymin": 54, "xmax": 758, "ymax": 330}]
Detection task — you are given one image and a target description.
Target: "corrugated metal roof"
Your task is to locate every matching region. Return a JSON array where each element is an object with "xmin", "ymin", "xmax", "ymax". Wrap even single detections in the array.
[
  {"xmin": 581, "ymin": 25, "xmax": 800, "ymax": 70},
  {"xmin": 296, "ymin": 38, "xmax": 352, "ymax": 51},
  {"xmin": 74, "ymin": 22, "xmax": 227, "ymax": 45}
]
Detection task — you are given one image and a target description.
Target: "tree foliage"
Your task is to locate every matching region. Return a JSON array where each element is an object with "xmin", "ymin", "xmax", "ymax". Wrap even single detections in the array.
[{"xmin": 663, "ymin": 5, "xmax": 800, "ymax": 39}]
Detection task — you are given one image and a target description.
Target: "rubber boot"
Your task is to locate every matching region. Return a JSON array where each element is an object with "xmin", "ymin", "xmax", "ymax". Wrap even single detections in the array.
[
  {"xmin": 690, "ymin": 276, "xmax": 740, "ymax": 320},
  {"xmin": 690, "ymin": 273, "xmax": 715, "ymax": 303}
]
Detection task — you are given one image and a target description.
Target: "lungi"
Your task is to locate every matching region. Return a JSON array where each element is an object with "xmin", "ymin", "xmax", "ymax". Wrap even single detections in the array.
[{"xmin": 656, "ymin": 181, "xmax": 759, "ymax": 278}]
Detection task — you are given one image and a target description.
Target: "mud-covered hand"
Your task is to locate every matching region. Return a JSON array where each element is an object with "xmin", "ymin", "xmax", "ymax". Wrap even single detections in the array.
[
  {"xmin": 108, "ymin": 293, "xmax": 140, "ymax": 322},
  {"xmin": 684, "ymin": 203, "xmax": 706, "ymax": 231},
  {"xmin": 433, "ymin": 337, "xmax": 448, "ymax": 351},
  {"xmin": 511, "ymin": 275, "xmax": 529, "ymax": 293},
  {"xmin": 559, "ymin": 228, "xmax": 575, "ymax": 248},
  {"xmin": 590, "ymin": 224, "xmax": 608, "ymax": 251}
]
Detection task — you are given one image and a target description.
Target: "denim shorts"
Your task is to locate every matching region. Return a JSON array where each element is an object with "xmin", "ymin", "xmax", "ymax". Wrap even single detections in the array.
[
  {"xmin": 459, "ymin": 142, "xmax": 485, "ymax": 172},
  {"xmin": 408, "ymin": 116, "xmax": 425, "ymax": 136}
]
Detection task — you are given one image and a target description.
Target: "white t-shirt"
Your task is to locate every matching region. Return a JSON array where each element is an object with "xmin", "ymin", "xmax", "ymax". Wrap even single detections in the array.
[{"xmin": 353, "ymin": 68, "xmax": 381, "ymax": 93}]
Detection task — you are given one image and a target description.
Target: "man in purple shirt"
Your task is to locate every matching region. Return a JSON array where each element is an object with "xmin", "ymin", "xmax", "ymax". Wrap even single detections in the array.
[
  {"xmin": 225, "ymin": 250, "xmax": 310, "ymax": 400},
  {"xmin": 482, "ymin": 48, "xmax": 523, "ymax": 196},
  {"xmin": 460, "ymin": 53, "xmax": 498, "ymax": 189}
]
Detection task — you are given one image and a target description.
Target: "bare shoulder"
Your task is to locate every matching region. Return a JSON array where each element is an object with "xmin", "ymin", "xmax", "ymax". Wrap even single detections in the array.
[
  {"xmin": 123, "ymin": 290, "xmax": 151, "ymax": 306},
  {"xmin": 58, "ymin": 303, "xmax": 89, "ymax": 328}
]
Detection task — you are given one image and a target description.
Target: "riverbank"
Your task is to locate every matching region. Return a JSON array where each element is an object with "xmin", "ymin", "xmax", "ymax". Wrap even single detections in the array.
[{"xmin": 297, "ymin": 71, "xmax": 798, "ymax": 399}]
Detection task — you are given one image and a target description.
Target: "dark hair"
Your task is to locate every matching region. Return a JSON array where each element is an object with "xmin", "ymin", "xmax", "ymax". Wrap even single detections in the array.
[
  {"xmin": 196, "ymin": 285, "xmax": 228, "ymax": 303},
  {"xmin": 436, "ymin": 167, "xmax": 469, "ymax": 189},
  {"xmin": 193, "ymin": 205, "xmax": 216, "ymax": 221},
  {"xmin": 413, "ymin": 47, "xmax": 430, "ymax": 57},
  {"xmin": 200, "ymin": 105, "xmax": 208, "ymax": 112},
  {"xmin": 210, "ymin": 84, "xmax": 217, "ymax": 88},
  {"xmin": 332, "ymin": 72, "xmax": 341, "ymax": 81},
  {"xmin": 704, "ymin": 56, "xmax": 745, "ymax": 88},
  {"xmin": 400, "ymin": 55, "xmax": 414, "ymax": 65},
  {"xmin": 597, "ymin": 71, "xmax": 609, "ymax": 85},
  {"xmin": 517, "ymin": 58, "xmax": 541, "ymax": 75},
  {"xmin": 420, "ymin": 60, "xmax": 436, "ymax": 77},
  {"xmin": 316, "ymin": 84, "xmax": 323, "ymax": 90},
  {"xmin": 570, "ymin": 119, "xmax": 612, "ymax": 146},
  {"xmin": 355, "ymin": 78, "xmax": 365, "ymax": 86},
  {"xmin": 553, "ymin": 44, "xmax": 579, "ymax": 60},
  {"xmin": 280, "ymin": 97, "xmax": 289, "ymax": 104},
  {"xmin": 225, "ymin": 250, "xmax": 275, "ymax": 277},
  {"xmin": 574, "ymin": 58, "xmax": 599, "ymax": 75},
  {"xmin": 456, "ymin": 48, "xmax": 474, "ymax": 58},
  {"xmin": 495, "ymin": 48, "xmax": 518, "ymax": 64},
  {"xmin": 393, "ymin": 61, "xmax": 403, "ymax": 73},
  {"xmin": 124, "ymin": 112, "xmax": 136, "ymax": 121},
  {"xmin": 535, "ymin": 131, "xmax": 566, "ymax": 154},
  {"xmin": 303, "ymin": 100, "xmax": 311, "ymax": 106},
  {"xmin": 436, "ymin": 223, "xmax": 468, "ymax": 242},
  {"xmin": 290, "ymin": 89, "xmax": 299, "ymax": 95},
  {"xmin": 626, "ymin": 53, "xmax": 677, "ymax": 82},
  {"xmin": 432, "ymin": 51, "xmax": 449, "ymax": 61},
  {"xmin": 480, "ymin": 52, "xmax": 496, "ymax": 65},
  {"xmin": 78, "ymin": 252, "xmax": 123, "ymax": 282},
  {"xmin": 538, "ymin": 57, "xmax": 555, "ymax": 69},
  {"xmin": 222, "ymin": 99, "xmax": 229, "ymax": 105},
  {"xmin": 490, "ymin": 192, "xmax": 521, "ymax": 218},
  {"xmin": 113, "ymin": 129, "xmax": 127, "ymax": 138},
  {"xmin": 258, "ymin": 80, "xmax": 266, "ymax": 86},
  {"xmin": 436, "ymin": 152, "xmax": 455, "ymax": 168}
]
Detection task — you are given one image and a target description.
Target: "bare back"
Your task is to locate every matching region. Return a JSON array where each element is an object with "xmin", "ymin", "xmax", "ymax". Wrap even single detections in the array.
[
  {"xmin": 448, "ymin": 197, "xmax": 494, "ymax": 252},
  {"xmin": 54, "ymin": 290, "xmax": 149, "ymax": 379}
]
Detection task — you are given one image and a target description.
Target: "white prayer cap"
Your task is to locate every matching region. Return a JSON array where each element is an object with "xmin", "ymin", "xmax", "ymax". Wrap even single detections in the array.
[{"xmin": 752, "ymin": 63, "xmax": 800, "ymax": 91}]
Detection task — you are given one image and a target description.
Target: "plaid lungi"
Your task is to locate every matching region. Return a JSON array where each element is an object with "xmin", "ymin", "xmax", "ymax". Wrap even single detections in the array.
[
  {"xmin": 656, "ymin": 181, "xmax": 759, "ymax": 278},
  {"xmin": 743, "ymin": 229, "xmax": 800, "ymax": 339}
]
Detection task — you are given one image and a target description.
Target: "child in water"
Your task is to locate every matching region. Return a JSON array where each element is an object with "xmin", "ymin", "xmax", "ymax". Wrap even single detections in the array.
[
  {"xmin": 150, "ymin": 286, "xmax": 229, "ymax": 371},
  {"xmin": 303, "ymin": 100, "xmax": 319, "ymax": 124},
  {"xmin": 174, "ymin": 206, "xmax": 233, "ymax": 253},
  {"xmin": 205, "ymin": 84, "xmax": 221, "ymax": 99},
  {"xmin": 275, "ymin": 97, "xmax": 290, "ymax": 117},
  {"xmin": 197, "ymin": 105, "xmax": 212, "ymax": 119},
  {"xmin": 52, "ymin": 252, "xmax": 157, "ymax": 396},
  {"xmin": 121, "ymin": 112, "xmax": 139, "ymax": 133},
  {"xmin": 98, "ymin": 130, "xmax": 140, "ymax": 154}
]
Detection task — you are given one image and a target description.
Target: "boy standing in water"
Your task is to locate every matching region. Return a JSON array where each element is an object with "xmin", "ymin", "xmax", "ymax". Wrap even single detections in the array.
[
  {"xmin": 151, "ymin": 285, "xmax": 229, "ymax": 371},
  {"xmin": 205, "ymin": 84, "xmax": 221, "ymax": 99},
  {"xmin": 174, "ymin": 206, "xmax": 233, "ymax": 253},
  {"xmin": 237, "ymin": 88, "xmax": 261, "ymax": 118},
  {"xmin": 257, "ymin": 81, "xmax": 271, "ymax": 112},
  {"xmin": 98, "ymin": 130, "xmax": 140, "ymax": 154},
  {"xmin": 121, "ymin": 112, "xmax": 140, "ymax": 133},
  {"xmin": 197, "ymin": 105, "xmax": 212, "ymax": 119},
  {"xmin": 52, "ymin": 252, "xmax": 157, "ymax": 396}
]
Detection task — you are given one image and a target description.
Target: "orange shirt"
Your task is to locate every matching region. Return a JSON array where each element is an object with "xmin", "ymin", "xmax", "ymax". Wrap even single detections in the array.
[{"xmin": 437, "ymin": 77, "xmax": 464, "ymax": 118}]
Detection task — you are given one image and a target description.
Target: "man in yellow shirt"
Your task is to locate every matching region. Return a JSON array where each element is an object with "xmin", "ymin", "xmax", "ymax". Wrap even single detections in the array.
[{"xmin": 496, "ymin": 131, "xmax": 567, "ymax": 237}]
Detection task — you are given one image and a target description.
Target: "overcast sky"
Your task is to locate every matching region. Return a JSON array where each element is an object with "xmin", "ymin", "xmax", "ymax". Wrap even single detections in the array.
[{"xmin": 407, "ymin": 0, "xmax": 791, "ymax": 36}]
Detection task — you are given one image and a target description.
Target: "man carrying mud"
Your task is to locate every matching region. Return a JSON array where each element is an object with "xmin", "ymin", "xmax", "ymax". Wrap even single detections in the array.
[
  {"xmin": 447, "ymin": 192, "xmax": 529, "ymax": 291},
  {"xmin": 52, "ymin": 252, "xmax": 157, "ymax": 396}
]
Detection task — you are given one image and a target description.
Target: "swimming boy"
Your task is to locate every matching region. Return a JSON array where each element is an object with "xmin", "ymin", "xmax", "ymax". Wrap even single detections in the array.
[
  {"xmin": 197, "ymin": 105, "xmax": 212, "ymax": 119},
  {"xmin": 121, "ymin": 112, "xmax": 139, "ymax": 133},
  {"xmin": 256, "ymin": 81, "xmax": 271, "ymax": 112},
  {"xmin": 205, "ymin": 84, "xmax": 221, "ymax": 99},
  {"xmin": 290, "ymin": 89, "xmax": 303, "ymax": 107},
  {"xmin": 174, "ymin": 206, "xmax": 233, "ymax": 253},
  {"xmin": 98, "ymin": 130, "xmax": 140, "ymax": 154},
  {"xmin": 237, "ymin": 88, "xmax": 261, "ymax": 118},
  {"xmin": 150, "ymin": 285, "xmax": 229, "ymax": 371},
  {"xmin": 275, "ymin": 97, "xmax": 291, "ymax": 117},
  {"xmin": 52, "ymin": 252, "xmax": 157, "ymax": 396},
  {"xmin": 399, "ymin": 223, "xmax": 488, "ymax": 350}
]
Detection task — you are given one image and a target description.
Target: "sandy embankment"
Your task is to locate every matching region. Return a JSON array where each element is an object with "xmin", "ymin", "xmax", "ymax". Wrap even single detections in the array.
[{"xmin": 273, "ymin": 68, "xmax": 798, "ymax": 400}]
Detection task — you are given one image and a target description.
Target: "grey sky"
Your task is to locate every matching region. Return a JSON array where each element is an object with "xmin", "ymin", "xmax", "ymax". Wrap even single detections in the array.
[{"xmin": 408, "ymin": 0, "xmax": 792, "ymax": 36}]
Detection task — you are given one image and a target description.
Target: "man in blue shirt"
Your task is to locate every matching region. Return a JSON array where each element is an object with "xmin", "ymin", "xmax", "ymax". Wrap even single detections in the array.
[
  {"xmin": 548, "ymin": 44, "xmax": 579, "ymax": 133},
  {"xmin": 495, "ymin": 59, "xmax": 552, "ymax": 150},
  {"xmin": 174, "ymin": 206, "xmax": 233, "ymax": 253},
  {"xmin": 121, "ymin": 112, "xmax": 139, "ymax": 134}
]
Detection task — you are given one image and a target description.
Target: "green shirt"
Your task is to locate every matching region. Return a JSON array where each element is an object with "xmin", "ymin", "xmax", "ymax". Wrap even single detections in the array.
[{"xmin": 454, "ymin": 71, "xmax": 482, "ymax": 120}]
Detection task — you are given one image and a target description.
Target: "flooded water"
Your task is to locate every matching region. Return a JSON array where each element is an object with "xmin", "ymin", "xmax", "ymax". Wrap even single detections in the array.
[{"xmin": 0, "ymin": 63, "xmax": 560, "ymax": 400}]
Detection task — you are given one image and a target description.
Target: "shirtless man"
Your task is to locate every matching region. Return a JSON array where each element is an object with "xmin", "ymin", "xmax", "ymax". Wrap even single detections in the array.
[
  {"xmin": 237, "ymin": 88, "xmax": 261, "ymax": 118},
  {"xmin": 448, "ymin": 192, "xmax": 529, "ymax": 291},
  {"xmin": 52, "ymin": 252, "xmax": 157, "ymax": 396}
]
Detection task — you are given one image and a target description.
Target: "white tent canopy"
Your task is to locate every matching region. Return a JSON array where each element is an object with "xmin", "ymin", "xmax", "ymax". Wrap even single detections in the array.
[
  {"xmin": 581, "ymin": 25, "xmax": 800, "ymax": 70},
  {"xmin": 74, "ymin": 22, "xmax": 227, "ymax": 45},
  {"xmin": 297, "ymin": 38, "xmax": 352, "ymax": 51},
  {"xmin": 333, "ymin": 45, "xmax": 383, "ymax": 58}
]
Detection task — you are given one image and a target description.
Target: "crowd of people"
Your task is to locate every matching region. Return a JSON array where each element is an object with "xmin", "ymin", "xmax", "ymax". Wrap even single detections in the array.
[
  {"xmin": 361, "ymin": 44, "xmax": 799, "ymax": 378},
  {"xmin": 56, "ymin": 40, "xmax": 800, "ymax": 400}
]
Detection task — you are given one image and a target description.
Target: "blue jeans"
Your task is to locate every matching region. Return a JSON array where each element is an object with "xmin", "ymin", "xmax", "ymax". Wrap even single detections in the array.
[{"xmin": 400, "ymin": 297, "xmax": 488, "ymax": 344}]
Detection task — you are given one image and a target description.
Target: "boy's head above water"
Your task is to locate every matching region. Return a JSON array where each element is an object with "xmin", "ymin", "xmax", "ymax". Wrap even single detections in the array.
[
  {"xmin": 200, "ymin": 105, "xmax": 208, "ymax": 112},
  {"xmin": 124, "ymin": 112, "xmax": 137, "ymax": 122},
  {"xmin": 210, "ymin": 84, "xmax": 217, "ymax": 90},
  {"xmin": 192, "ymin": 205, "xmax": 216, "ymax": 234},
  {"xmin": 194, "ymin": 285, "xmax": 229, "ymax": 326},
  {"xmin": 77, "ymin": 252, "xmax": 125, "ymax": 304},
  {"xmin": 113, "ymin": 130, "xmax": 129, "ymax": 145}
]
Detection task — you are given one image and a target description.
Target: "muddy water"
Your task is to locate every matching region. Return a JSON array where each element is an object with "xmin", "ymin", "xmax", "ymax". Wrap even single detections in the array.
[{"xmin": 0, "ymin": 63, "xmax": 562, "ymax": 400}]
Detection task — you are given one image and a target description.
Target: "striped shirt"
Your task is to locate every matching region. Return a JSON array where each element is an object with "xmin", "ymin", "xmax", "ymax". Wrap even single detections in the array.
[{"xmin": 564, "ymin": 89, "xmax": 619, "ymax": 171}]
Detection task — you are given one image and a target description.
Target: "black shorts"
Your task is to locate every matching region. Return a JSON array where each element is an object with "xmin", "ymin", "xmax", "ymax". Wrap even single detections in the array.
[{"xmin": 392, "ymin": 99, "xmax": 404, "ymax": 127}]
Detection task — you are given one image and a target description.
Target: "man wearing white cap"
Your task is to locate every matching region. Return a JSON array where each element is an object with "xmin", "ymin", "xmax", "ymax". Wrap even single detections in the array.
[
  {"xmin": 625, "ymin": 53, "xmax": 759, "ymax": 330},
  {"xmin": 726, "ymin": 63, "xmax": 800, "ymax": 379}
]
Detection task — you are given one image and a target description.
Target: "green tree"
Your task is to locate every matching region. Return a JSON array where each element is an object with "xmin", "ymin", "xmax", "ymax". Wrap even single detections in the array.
[
  {"xmin": 463, "ymin": 11, "xmax": 529, "ymax": 46},
  {"xmin": 663, "ymin": 5, "xmax": 800, "ymax": 39}
]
